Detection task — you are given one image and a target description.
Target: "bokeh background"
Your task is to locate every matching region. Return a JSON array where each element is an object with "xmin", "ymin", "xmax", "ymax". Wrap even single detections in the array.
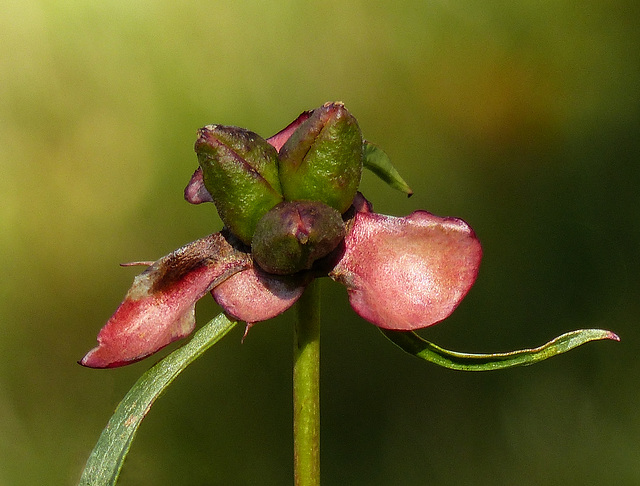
[{"xmin": 2, "ymin": 1, "xmax": 638, "ymax": 484}]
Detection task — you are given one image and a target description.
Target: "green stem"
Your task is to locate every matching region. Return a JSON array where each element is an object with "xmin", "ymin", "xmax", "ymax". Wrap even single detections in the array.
[{"xmin": 293, "ymin": 278, "xmax": 321, "ymax": 486}]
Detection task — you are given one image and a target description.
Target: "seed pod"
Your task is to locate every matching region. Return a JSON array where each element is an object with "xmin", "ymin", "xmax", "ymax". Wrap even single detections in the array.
[
  {"xmin": 252, "ymin": 200, "xmax": 345, "ymax": 275},
  {"xmin": 195, "ymin": 125, "xmax": 283, "ymax": 244},
  {"xmin": 278, "ymin": 102, "xmax": 362, "ymax": 214}
]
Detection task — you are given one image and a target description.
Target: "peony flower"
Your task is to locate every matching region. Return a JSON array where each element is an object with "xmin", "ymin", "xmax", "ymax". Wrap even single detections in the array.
[{"xmin": 81, "ymin": 103, "xmax": 482, "ymax": 368}]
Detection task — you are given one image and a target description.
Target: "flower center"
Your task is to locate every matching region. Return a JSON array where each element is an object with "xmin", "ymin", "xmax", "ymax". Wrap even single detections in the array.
[{"xmin": 251, "ymin": 200, "xmax": 345, "ymax": 275}]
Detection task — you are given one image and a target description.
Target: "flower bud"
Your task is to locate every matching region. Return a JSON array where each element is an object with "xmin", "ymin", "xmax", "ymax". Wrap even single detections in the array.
[
  {"xmin": 278, "ymin": 102, "xmax": 363, "ymax": 214},
  {"xmin": 195, "ymin": 125, "xmax": 283, "ymax": 244},
  {"xmin": 252, "ymin": 201, "xmax": 345, "ymax": 275}
]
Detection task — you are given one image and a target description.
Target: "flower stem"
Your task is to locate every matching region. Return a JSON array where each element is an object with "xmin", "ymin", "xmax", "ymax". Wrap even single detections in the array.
[{"xmin": 293, "ymin": 278, "xmax": 321, "ymax": 486}]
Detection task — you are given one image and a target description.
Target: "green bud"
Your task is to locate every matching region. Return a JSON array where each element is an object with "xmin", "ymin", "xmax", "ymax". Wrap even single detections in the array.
[
  {"xmin": 278, "ymin": 102, "xmax": 363, "ymax": 214},
  {"xmin": 195, "ymin": 125, "xmax": 284, "ymax": 244},
  {"xmin": 252, "ymin": 201, "xmax": 345, "ymax": 275}
]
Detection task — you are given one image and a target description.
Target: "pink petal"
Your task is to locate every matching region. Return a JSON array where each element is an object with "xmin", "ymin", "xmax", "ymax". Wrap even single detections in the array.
[
  {"xmin": 266, "ymin": 110, "xmax": 312, "ymax": 152},
  {"xmin": 80, "ymin": 233, "xmax": 251, "ymax": 368},
  {"xmin": 330, "ymin": 211, "xmax": 482, "ymax": 330},
  {"xmin": 351, "ymin": 192, "xmax": 372, "ymax": 214},
  {"xmin": 212, "ymin": 265, "xmax": 307, "ymax": 325},
  {"xmin": 184, "ymin": 167, "xmax": 214, "ymax": 204}
]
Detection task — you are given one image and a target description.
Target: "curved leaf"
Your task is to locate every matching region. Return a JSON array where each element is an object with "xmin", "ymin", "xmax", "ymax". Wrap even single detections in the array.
[
  {"xmin": 362, "ymin": 141, "xmax": 413, "ymax": 196},
  {"xmin": 381, "ymin": 328, "xmax": 619, "ymax": 371},
  {"xmin": 79, "ymin": 313, "xmax": 236, "ymax": 486}
]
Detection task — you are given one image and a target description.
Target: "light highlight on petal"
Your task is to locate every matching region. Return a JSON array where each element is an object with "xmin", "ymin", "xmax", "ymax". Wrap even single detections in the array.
[
  {"xmin": 212, "ymin": 266, "xmax": 307, "ymax": 325},
  {"xmin": 80, "ymin": 233, "xmax": 251, "ymax": 368},
  {"xmin": 330, "ymin": 210, "xmax": 482, "ymax": 330}
]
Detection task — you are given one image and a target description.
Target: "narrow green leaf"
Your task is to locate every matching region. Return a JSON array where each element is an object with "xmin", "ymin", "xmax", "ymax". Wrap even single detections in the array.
[
  {"xmin": 362, "ymin": 141, "xmax": 413, "ymax": 196},
  {"xmin": 79, "ymin": 314, "xmax": 236, "ymax": 486},
  {"xmin": 381, "ymin": 328, "xmax": 619, "ymax": 371}
]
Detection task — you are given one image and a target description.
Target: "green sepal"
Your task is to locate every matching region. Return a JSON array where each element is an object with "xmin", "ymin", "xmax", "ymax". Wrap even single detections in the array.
[
  {"xmin": 380, "ymin": 328, "xmax": 619, "ymax": 371},
  {"xmin": 79, "ymin": 314, "xmax": 236, "ymax": 486},
  {"xmin": 279, "ymin": 102, "xmax": 363, "ymax": 213},
  {"xmin": 195, "ymin": 125, "xmax": 283, "ymax": 244},
  {"xmin": 363, "ymin": 141, "xmax": 413, "ymax": 196}
]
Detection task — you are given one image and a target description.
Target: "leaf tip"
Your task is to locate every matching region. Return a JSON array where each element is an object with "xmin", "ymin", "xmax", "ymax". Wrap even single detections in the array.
[{"xmin": 605, "ymin": 331, "xmax": 621, "ymax": 342}]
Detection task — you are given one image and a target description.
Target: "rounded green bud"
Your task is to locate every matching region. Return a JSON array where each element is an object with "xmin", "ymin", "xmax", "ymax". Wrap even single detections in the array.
[
  {"xmin": 195, "ymin": 125, "xmax": 283, "ymax": 245},
  {"xmin": 252, "ymin": 201, "xmax": 346, "ymax": 275},
  {"xmin": 278, "ymin": 102, "xmax": 363, "ymax": 214}
]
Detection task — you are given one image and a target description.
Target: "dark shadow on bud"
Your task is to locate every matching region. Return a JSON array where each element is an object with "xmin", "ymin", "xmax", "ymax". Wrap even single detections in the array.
[{"xmin": 252, "ymin": 201, "xmax": 346, "ymax": 275}]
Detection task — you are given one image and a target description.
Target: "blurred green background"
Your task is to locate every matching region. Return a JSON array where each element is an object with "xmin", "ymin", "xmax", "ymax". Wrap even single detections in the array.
[{"xmin": 2, "ymin": 1, "xmax": 638, "ymax": 484}]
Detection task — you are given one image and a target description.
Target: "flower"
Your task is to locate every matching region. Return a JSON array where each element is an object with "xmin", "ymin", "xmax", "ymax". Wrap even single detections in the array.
[{"xmin": 80, "ymin": 103, "xmax": 482, "ymax": 368}]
